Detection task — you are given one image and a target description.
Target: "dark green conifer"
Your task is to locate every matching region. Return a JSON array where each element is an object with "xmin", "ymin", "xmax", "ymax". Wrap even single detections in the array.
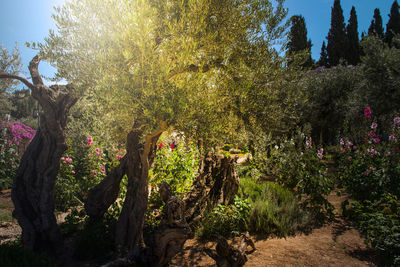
[
  {"xmin": 346, "ymin": 6, "xmax": 360, "ymax": 65},
  {"xmin": 286, "ymin": 15, "xmax": 313, "ymax": 67},
  {"xmin": 385, "ymin": 0, "xmax": 400, "ymax": 45},
  {"xmin": 368, "ymin": 9, "xmax": 384, "ymax": 38},
  {"xmin": 326, "ymin": 0, "xmax": 347, "ymax": 66},
  {"xmin": 318, "ymin": 41, "xmax": 328, "ymax": 67}
]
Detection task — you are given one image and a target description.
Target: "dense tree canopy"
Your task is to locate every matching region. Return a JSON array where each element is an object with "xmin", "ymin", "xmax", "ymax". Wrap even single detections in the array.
[
  {"xmin": 41, "ymin": 0, "xmax": 288, "ymax": 148},
  {"xmin": 286, "ymin": 15, "xmax": 312, "ymax": 67},
  {"xmin": 368, "ymin": 8, "xmax": 384, "ymax": 39}
]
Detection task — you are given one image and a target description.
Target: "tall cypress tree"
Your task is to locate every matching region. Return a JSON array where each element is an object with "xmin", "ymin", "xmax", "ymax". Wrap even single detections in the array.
[
  {"xmin": 286, "ymin": 15, "xmax": 313, "ymax": 67},
  {"xmin": 326, "ymin": 0, "xmax": 347, "ymax": 66},
  {"xmin": 385, "ymin": 0, "xmax": 400, "ymax": 45},
  {"xmin": 368, "ymin": 9, "xmax": 384, "ymax": 38},
  {"xmin": 346, "ymin": 6, "xmax": 360, "ymax": 65},
  {"xmin": 318, "ymin": 41, "xmax": 328, "ymax": 67}
]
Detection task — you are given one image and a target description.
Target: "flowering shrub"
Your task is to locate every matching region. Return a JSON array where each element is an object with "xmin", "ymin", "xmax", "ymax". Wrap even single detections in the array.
[
  {"xmin": 338, "ymin": 109, "xmax": 400, "ymax": 201},
  {"xmin": 55, "ymin": 136, "xmax": 124, "ymax": 211},
  {"xmin": 150, "ymin": 137, "xmax": 200, "ymax": 199},
  {"xmin": 254, "ymin": 131, "xmax": 334, "ymax": 221},
  {"xmin": 0, "ymin": 120, "xmax": 36, "ymax": 189}
]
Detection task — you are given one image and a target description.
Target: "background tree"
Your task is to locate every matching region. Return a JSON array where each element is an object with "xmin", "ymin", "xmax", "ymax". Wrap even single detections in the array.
[
  {"xmin": 0, "ymin": 44, "xmax": 22, "ymax": 118},
  {"xmin": 326, "ymin": 0, "xmax": 347, "ymax": 67},
  {"xmin": 346, "ymin": 6, "xmax": 360, "ymax": 65},
  {"xmin": 385, "ymin": 0, "xmax": 400, "ymax": 46},
  {"xmin": 368, "ymin": 8, "xmax": 384, "ymax": 39},
  {"xmin": 286, "ymin": 15, "xmax": 313, "ymax": 68},
  {"xmin": 318, "ymin": 41, "xmax": 328, "ymax": 67}
]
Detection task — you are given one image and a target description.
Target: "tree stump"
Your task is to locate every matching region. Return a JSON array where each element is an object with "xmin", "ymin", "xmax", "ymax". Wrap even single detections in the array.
[{"xmin": 183, "ymin": 153, "xmax": 239, "ymax": 226}]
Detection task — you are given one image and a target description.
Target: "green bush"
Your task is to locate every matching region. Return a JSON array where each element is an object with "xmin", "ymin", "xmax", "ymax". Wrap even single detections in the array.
[
  {"xmin": 344, "ymin": 194, "xmax": 400, "ymax": 266},
  {"xmin": 0, "ymin": 241, "xmax": 57, "ymax": 267},
  {"xmin": 150, "ymin": 137, "xmax": 200, "ymax": 197},
  {"xmin": 222, "ymin": 144, "xmax": 233, "ymax": 151},
  {"xmin": 239, "ymin": 178, "xmax": 311, "ymax": 236},
  {"xmin": 254, "ymin": 131, "xmax": 334, "ymax": 221},
  {"xmin": 196, "ymin": 196, "xmax": 250, "ymax": 239}
]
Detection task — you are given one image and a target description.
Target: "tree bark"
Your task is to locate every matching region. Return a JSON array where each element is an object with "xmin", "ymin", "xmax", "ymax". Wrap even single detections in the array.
[
  {"xmin": 0, "ymin": 55, "xmax": 78, "ymax": 255},
  {"xmin": 183, "ymin": 153, "xmax": 240, "ymax": 226}
]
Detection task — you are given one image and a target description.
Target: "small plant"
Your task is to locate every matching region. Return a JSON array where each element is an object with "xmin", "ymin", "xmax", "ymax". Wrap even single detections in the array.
[
  {"xmin": 196, "ymin": 196, "xmax": 250, "ymax": 239},
  {"xmin": 239, "ymin": 178, "xmax": 311, "ymax": 236}
]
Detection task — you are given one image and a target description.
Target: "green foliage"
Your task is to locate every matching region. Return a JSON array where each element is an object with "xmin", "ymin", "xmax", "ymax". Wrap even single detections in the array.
[
  {"xmin": 196, "ymin": 196, "xmax": 251, "ymax": 239},
  {"xmin": 344, "ymin": 194, "xmax": 400, "ymax": 266},
  {"xmin": 0, "ymin": 241, "xmax": 57, "ymax": 267},
  {"xmin": 150, "ymin": 137, "xmax": 200, "ymax": 197},
  {"xmin": 0, "ymin": 44, "xmax": 22, "ymax": 118},
  {"xmin": 253, "ymin": 131, "xmax": 334, "ymax": 220},
  {"xmin": 239, "ymin": 178, "xmax": 311, "ymax": 236}
]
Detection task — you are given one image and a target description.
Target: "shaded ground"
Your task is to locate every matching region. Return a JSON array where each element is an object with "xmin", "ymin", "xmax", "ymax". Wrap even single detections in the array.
[
  {"xmin": 171, "ymin": 191, "xmax": 378, "ymax": 267},
  {"xmin": 0, "ymin": 189, "xmax": 378, "ymax": 266}
]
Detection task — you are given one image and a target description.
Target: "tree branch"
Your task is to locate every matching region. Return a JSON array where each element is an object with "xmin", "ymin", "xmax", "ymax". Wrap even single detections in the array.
[
  {"xmin": 28, "ymin": 55, "xmax": 44, "ymax": 86},
  {"xmin": 0, "ymin": 72, "xmax": 35, "ymax": 91}
]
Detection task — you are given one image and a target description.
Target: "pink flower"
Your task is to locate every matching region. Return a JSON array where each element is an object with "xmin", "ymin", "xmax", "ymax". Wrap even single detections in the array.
[
  {"xmin": 101, "ymin": 166, "xmax": 106, "ymax": 173},
  {"xmin": 87, "ymin": 137, "xmax": 93, "ymax": 146},
  {"xmin": 170, "ymin": 143, "xmax": 176, "ymax": 149},
  {"xmin": 71, "ymin": 170, "xmax": 75, "ymax": 175},
  {"xmin": 65, "ymin": 157, "xmax": 72, "ymax": 163},
  {"xmin": 340, "ymin": 147, "xmax": 346, "ymax": 153},
  {"xmin": 364, "ymin": 107, "xmax": 371, "ymax": 119},
  {"xmin": 394, "ymin": 117, "xmax": 400, "ymax": 127},
  {"xmin": 95, "ymin": 147, "xmax": 100, "ymax": 154},
  {"xmin": 116, "ymin": 155, "xmax": 123, "ymax": 160},
  {"xmin": 389, "ymin": 134, "xmax": 396, "ymax": 142},
  {"xmin": 368, "ymin": 131, "xmax": 376, "ymax": 138},
  {"xmin": 374, "ymin": 137, "xmax": 380, "ymax": 144},
  {"xmin": 371, "ymin": 122, "xmax": 378, "ymax": 130},
  {"xmin": 340, "ymin": 138, "xmax": 344, "ymax": 146},
  {"xmin": 353, "ymin": 145, "xmax": 357, "ymax": 150},
  {"xmin": 93, "ymin": 171, "xmax": 97, "ymax": 176},
  {"xmin": 306, "ymin": 137, "xmax": 312, "ymax": 150},
  {"xmin": 61, "ymin": 157, "xmax": 65, "ymax": 163},
  {"xmin": 317, "ymin": 148, "xmax": 324, "ymax": 160},
  {"xmin": 348, "ymin": 156, "xmax": 352, "ymax": 161},
  {"xmin": 158, "ymin": 142, "xmax": 164, "ymax": 149}
]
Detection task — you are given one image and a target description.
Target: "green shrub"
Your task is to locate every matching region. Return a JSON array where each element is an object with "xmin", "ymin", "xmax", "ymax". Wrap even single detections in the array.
[
  {"xmin": 0, "ymin": 241, "xmax": 57, "ymax": 267},
  {"xmin": 253, "ymin": 131, "xmax": 334, "ymax": 221},
  {"xmin": 196, "ymin": 196, "xmax": 250, "ymax": 239},
  {"xmin": 222, "ymin": 144, "xmax": 233, "ymax": 151},
  {"xmin": 345, "ymin": 194, "xmax": 400, "ymax": 266},
  {"xmin": 150, "ymin": 137, "xmax": 200, "ymax": 197},
  {"xmin": 239, "ymin": 178, "xmax": 311, "ymax": 236}
]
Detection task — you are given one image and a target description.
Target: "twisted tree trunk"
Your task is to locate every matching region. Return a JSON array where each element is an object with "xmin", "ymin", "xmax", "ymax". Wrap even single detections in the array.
[
  {"xmin": 183, "ymin": 153, "xmax": 240, "ymax": 226},
  {"xmin": 0, "ymin": 55, "xmax": 78, "ymax": 255}
]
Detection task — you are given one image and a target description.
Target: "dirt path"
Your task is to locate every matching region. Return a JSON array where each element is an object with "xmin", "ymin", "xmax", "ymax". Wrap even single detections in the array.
[{"xmin": 171, "ymin": 192, "xmax": 378, "ymax": 267}]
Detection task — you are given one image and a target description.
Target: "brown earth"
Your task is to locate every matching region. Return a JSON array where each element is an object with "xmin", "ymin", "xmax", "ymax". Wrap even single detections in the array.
[
  {"xmin": 0, "ymin": 189, "xmax": 378, "ymax": 266},
  {"xmin": 170, "ymin": 191, "xmax": 378, "ymax": 267}
]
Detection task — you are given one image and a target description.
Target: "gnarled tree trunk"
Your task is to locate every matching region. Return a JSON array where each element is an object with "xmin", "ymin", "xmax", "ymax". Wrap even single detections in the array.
[
  {"xmin": 0, "ymin": 55, "xmax": 78, "ymax": 255},
  {"xmin": 183, "ymin": 153, "xmax": 240, "ymax": 226}
]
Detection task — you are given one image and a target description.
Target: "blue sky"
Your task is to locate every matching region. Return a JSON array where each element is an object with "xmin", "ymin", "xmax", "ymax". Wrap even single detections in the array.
[{"xmin": 0, "ymin": 0, "xmax": 396, "ymax": 82}]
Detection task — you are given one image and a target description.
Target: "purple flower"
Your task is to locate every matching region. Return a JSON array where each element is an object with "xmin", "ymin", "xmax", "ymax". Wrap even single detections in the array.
[
  {"xmin": 394, "ymin": 117, "xmax": 400, "ymax": 127},
  {"xmin": 371, "ymin": 122, "xmax": 378, "ymax": 130}
]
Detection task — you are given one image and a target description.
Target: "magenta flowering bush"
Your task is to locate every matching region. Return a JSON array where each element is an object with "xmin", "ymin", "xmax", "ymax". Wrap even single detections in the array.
[
  {"xmin": 0, "ymin": 120, "xmax": 36, "ymax": 189},
  {"xmin": 338, "ymin": 108, "xmax": 400, "ymax": 201}
]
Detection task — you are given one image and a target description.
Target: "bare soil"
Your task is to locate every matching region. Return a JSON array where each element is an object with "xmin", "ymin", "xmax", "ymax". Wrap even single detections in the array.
[
  {"xmin": 0, "ymin": 189, "xmax": 378, "ymax": 266},
  {"xmin": 170, "ymin": 191, "xmax": 378, "ymax": 267}
]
